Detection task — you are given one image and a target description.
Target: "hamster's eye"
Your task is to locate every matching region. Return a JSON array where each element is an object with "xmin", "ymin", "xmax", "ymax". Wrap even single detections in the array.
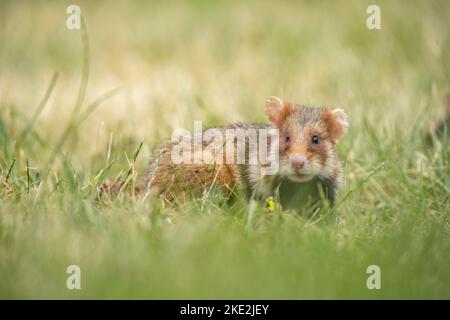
[
  {"xmin": 312, "ymin": 135, "xmax": 319, "ymax": 144},
  {"xmin": 285, "ymin": 135, "xmax": 290, "ymax": 143}
]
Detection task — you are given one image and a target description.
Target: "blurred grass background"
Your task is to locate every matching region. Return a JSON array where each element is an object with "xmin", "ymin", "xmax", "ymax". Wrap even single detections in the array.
[{"xmin": 0, "ymin": 0, "xmax": 449, "ymax": 298}]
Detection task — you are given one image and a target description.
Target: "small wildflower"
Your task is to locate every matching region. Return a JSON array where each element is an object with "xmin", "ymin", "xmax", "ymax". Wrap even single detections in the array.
[{"xmin": 266, "ymin": 197, "xmax": 276, "ymax": 212}]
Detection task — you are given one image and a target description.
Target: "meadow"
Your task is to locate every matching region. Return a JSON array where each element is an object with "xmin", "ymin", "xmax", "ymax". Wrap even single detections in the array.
[{"xmin": 0, "ymin": 0, "xmax": 449, "ymax": 299}]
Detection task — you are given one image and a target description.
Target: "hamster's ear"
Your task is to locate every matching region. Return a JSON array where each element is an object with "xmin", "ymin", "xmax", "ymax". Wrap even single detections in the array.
[
  {"xmin": 325, "ymin": 108, "xmax": 348, "ymax": 143},
  {"xmin": 265, "ymin": 96, "xmax": 295, "ymax": 127}
]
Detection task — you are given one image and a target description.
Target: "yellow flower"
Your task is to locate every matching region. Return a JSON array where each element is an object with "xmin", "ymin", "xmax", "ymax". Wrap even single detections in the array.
[{"xmin": 266, "ymin": 197, "xmax": 276, "ymax": 212}]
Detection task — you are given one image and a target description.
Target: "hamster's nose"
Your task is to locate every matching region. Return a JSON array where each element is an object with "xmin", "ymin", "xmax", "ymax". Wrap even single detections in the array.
[{"xmin": 290, "ymin": 155, "xmax": 306, "ymax": 170}]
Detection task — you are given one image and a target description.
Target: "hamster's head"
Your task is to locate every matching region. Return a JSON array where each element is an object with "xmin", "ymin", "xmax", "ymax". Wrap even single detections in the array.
[{"xmin": 265, "ymin": 96, "xmax": 348, "ymax": 182}]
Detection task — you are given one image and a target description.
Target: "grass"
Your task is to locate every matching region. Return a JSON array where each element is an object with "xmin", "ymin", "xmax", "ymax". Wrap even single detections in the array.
[{"xmin": 0, "ymin": 0, "xmax": 449, "ymax": 299}]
